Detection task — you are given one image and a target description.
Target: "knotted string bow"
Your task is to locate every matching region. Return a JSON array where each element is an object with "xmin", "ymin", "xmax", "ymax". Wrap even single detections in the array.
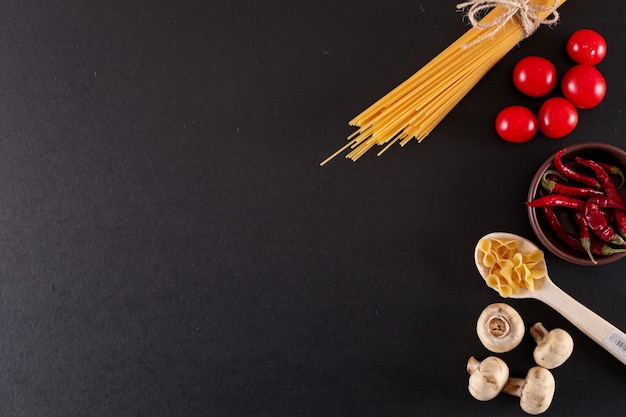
[{"xmin": 456, "ymin": 0, "xmax": 560, "ymax": 47}]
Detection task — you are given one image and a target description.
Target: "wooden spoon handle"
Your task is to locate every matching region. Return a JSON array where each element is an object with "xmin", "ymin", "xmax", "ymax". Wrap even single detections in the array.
[{"xmin": 537, "ymin": 279, "xmax": 626, "ymax": 365}]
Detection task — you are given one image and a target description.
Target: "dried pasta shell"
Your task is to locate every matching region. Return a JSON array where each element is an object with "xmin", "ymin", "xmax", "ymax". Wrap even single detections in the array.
[{"xmin": 476, "ymin": 236, "xmax": 545, "ymax": 297}]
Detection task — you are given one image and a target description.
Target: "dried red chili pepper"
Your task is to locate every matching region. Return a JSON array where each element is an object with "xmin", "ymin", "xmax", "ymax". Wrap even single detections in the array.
[
  {"xmin": 526, "ymin": 194, "xmax": 586, "ymax": 211},
  {"xmin": 541, "ymin": 171, "xmax": 605, "ymax": 198},
  {"xmin": 572, "ymin": 211, "xmax": 596, "ymax": 263},
  {"xmin": 566, "ymin": 159, "xmax": 625, "ymax": 188},
  {"xmin": 590, "ymin": 240, "xmax": 626, "ymax": 256},
  {"xmin": 591, "ymin": 160, "xmax": 620, "ymax": 173},
  {"xmin": 540, "ymin": 205, "xmax": 581, "ymax": 248},
  {"xmin": 586, "ymin": 195, "xmax": 626, "ymax": 211},
  {"xmin": 584, "ymin": 197, "xmax": 626, "ymax": 246},
  {"xmin": 575, "ymin": 156, "xmax": 626, "ymax": 237},
  {"xmin": 599, "ymin": 207, "xmax": 615, "ymax": 222},
  {"xmin": 575, "ymin": 157, "xmax": 624, "ymax": 199},
  {"xmin": 596, "ymin": 162, "xmax": 625, "ymax": 188},
  {"xmin": 554, "ymin": 148, "xmax": 602, "ymax": 189},
  {"xmin": 541, "ymin": 205, "xmax": 626, "ymax": 257}
]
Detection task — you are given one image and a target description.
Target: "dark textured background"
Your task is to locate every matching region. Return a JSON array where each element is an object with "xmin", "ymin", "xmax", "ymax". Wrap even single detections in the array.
[{"xmin": 1, "ymin": 1, "xmax": 624, "ymax": 416}]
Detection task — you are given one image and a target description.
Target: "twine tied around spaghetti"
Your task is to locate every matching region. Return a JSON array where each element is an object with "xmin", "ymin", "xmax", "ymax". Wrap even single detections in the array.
[{"xmin": 456, "ymin": 0, "xmax": 560, "ymax": 48}]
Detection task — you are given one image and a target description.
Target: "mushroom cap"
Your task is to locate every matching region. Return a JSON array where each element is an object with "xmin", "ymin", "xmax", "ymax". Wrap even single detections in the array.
[
  {"xmin": 533, "ymin": 327, "xmax": 574, "ymax": 369},
  {"xmin": 467, "ymin": 356, "xmax": 510, "ymax": 401},
  {"xmin": 519, "ymin": 366, "xmax": 556, "ymax": 415},
  {"xmin": 476, "ymin": 303, "xmax": 525, "ymax": 353}
]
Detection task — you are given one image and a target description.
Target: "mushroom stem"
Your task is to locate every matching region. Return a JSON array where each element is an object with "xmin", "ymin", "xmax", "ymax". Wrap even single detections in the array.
[
  {"xmin": 530, "ymin": 322, "xmax": 549, "ymax": 343},
  {"xmin": 467, "ymin": 356, "xmax": 480, "ymax": 374},
  {"xmin": 502, "ymin": 377, "xmax": 525, "ymax": 397}
]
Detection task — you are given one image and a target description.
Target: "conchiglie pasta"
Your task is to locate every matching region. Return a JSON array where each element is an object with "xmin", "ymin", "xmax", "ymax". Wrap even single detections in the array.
[{"xmin": 476, "ymin": 237, "xmax": 546, "ymax": 297}]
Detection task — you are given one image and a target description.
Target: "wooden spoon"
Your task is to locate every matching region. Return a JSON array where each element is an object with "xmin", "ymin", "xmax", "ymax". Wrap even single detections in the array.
[{"xmin": 475, "ymin": 232, "xmax": 626, "ymax": 365}]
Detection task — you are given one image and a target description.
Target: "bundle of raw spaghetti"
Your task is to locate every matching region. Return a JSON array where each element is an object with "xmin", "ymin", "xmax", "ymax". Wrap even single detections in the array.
[{"xmin": 321, "ymin": 0, "xmax": 566, "ymax": 165}]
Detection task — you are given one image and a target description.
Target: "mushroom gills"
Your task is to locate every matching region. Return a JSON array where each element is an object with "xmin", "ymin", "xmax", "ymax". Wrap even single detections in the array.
[{"xmin": 476, "ymin": 303, "xmax": 525, "ymax": 353}]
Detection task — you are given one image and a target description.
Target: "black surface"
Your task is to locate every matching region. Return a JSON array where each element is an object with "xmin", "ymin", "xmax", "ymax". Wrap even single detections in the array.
[{"xmin": 1, "ymin": 1, "xmax": 625, "ymax": 416}]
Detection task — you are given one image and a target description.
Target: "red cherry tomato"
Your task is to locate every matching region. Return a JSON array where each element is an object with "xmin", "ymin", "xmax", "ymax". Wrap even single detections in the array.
[
  {"xmin": 495, "ymin": 106, "xmax": 538, "ymax": 143},
  {"xmin": 538, "ymin": 97, "xmax": 578, "ymax": 139},
  {"xmin": 567, "ymin": 29, "xmax": 607, "ymax": 65},
  {"xmin": 512, "ymin": 56, "xmax": 557, "ymax": 97},
  {"xmin": 561, "ymin": 64, "xmax": 606, "ymax": 109}
]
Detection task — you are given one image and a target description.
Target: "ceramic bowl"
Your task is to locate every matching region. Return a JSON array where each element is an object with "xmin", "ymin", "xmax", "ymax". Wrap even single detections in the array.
[{"xmin": 527, "ymin": 142, "xmax": 626, "ymax": 266}]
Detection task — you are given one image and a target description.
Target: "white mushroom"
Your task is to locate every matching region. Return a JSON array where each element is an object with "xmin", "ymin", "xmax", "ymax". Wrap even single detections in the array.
[
  {"xmin": 503, "ymin": 366, "xmax": 556, "ymax": 415},
  {"xmin": 530, "ymin": 322, "xmax": 574, "ymax": 369},
  {"xmin": 476, "ymin": 303, "xmax": 525, "ymax": 353},
  {"xmin": 466, "ymin": 356, "xmax": 510, "ymax": 401}
]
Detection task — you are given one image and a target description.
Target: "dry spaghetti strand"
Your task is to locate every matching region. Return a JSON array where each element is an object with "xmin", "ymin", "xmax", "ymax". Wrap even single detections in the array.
[{"xmin": 320, "ymin": 0, "xmax": 566, "ymax": 166}]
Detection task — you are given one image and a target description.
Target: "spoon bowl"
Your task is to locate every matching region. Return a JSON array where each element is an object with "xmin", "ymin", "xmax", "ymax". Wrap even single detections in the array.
[
  {"xmin": 475, "ymin": 232, "xmax": 626, "ymax": 365},
  {"xmin": 474, "ymin": 232, "xmax": 549, "ymax": 298}
]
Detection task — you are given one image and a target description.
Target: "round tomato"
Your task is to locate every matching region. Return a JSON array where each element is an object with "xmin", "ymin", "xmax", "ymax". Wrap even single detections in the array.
[
  {"xmin": 567, "ymin": 29, "xmax": 607, "ymax": 65},
  {"xmin": 512, "ymin": 56, "xmax": 557, "ymax": 97},
  {"xmin": 538, "ymin": 97, "xmax": 578, "ymax": 139},
  {"xmin": 561, "ymin": 64, "xmax": 606, "ymax": 109},
  {"xmin": 495, "ymin": 106, "xmax": 538, "ymax": 143}
]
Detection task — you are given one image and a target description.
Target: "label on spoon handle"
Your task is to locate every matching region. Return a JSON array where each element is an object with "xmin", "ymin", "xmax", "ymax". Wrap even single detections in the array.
[{"xmin": 604, "ymin": 330, "xmax": 626, "ymax": 361}]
